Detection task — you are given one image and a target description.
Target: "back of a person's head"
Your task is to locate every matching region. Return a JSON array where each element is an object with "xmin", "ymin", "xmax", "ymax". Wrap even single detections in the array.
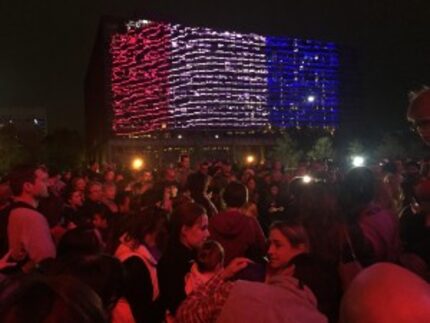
[
  {"xmin": 121, "ymin": 207, "xmax": 168, "ymax": 251},
  {"xmin": 340, "ymin": 263, "xmax": 430, "ymax": 323},
  {"xmin": 0, "ymin": 274, "xmax": 106, "ymax": 323},
  {"xmin": 57, "ymin": 227, "xmax": 103, "ymax": 258},
  {"xmin": 59, "ymin": 254, "xmax": 125, "ymax": 311},
  {"xmin": 222, "ymin": 181, "xmax": 248, "ymax": 208},
  {"xmin": 196, "ymin": 240, "xmax": 224, "ymax": 273},
  {"xmin": 7, "ymin": 165, "xmax": 38, "ymax": 197}
]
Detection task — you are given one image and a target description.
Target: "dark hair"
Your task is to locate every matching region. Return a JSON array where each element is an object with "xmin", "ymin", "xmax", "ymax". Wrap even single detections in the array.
[
  {"xmin": 196, "ymin": 240, "xmax": 224, "ymax": 273},
  {"xmin": 269, "ymin": 221, "xmax": 309, "ymax": 249},
  {"xmin": 57, "ymin": 228, "xmax": 103, "ymax": 258},
  {"xmin": 86, "ymin": 181, "xmax": 102, "ymax": 196},
  {"xmin": 0, "ymin": 274, "xmax": 106, "ymax": 323},
  {"xmin": 170, "ymin": 202, "xmax": 206, "ymax": 244},
  {"xmin": 59, "ymin": 254, "xmax": 125, "ymax": 311},
  {"xmin": 63, "ymin": 187, "xmax": 80, "ymax": 202},
  {"xmin": 119, "ymin": 207, "xmax": 168, "ymax": 251},
  {"xmin": 7, "ymin": 165, "xmax": 38, "ymax": 196},
  {"xmin": 82, "ymin": 204, "xmax": 109, "ymax": 222},
  {"xmin": 222, "ymin": 181, "xmax": 248, "ymax": 208}
]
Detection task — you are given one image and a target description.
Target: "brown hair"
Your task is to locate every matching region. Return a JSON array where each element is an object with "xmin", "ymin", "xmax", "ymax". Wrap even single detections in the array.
[
  {"xmin": 170, "ymin": 202, "xmax": 206, "ymax": 244},
  {"xmin": 270, "ymin": 221, "xmax": 309, "ymax": 249},
  {"xmin": 195, "ymin": 240, "xmax": 224, "ymax": 273}
]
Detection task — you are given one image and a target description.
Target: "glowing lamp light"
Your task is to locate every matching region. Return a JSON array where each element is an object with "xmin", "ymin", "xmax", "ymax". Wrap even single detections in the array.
[
  {"xmin": 352, "ymin": 156, "xmax": 365, "ymax": 167},
  {"xmin": 246, "ymin": 155, "xmax": 255, "ymax": 164},
  {"xmin": 132, "ymin": 158, "xmax": 144, "ymax": 171},
  {"xmin": 307, "ymin": 95, "xmax": 316, "ymax": 103},
  {"xmin": 302, "ymin": 175, "xmax": 312, "ymax": 184}
]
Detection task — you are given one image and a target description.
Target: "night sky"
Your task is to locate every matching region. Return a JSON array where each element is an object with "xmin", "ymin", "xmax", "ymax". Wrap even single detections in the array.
[{"xmin": 0, "ymin": 0, "xmax": 429, "ymax": 137}]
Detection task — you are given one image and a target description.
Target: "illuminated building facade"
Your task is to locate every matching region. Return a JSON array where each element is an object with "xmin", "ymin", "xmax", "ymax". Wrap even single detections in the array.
[
  {"xmin": 109, "ymin": 19, "xmax": 338, "ymax": 137},
  {"xmin": 86, "ymin": 17, "xmax": 342, "ymax": 164}
]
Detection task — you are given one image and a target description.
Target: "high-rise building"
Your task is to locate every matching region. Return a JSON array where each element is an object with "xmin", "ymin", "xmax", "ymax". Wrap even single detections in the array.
[{"xmin": 86, "ymin": 17, "xmax": 342, "ymax": 165}]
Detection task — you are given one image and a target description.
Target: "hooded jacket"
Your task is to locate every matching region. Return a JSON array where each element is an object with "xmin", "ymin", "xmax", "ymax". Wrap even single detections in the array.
[{"xmin": 209, "ymin": 209, "xmax": 266, "ymax": 265}]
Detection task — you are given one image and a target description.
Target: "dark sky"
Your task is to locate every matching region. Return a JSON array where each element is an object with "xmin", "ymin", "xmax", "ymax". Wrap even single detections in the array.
[{"xmin": 0, "ymin": 0, "xmax": 429, "ymax": 136}]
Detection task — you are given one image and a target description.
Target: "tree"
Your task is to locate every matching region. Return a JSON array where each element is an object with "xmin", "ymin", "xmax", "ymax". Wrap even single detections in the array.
[
  {"xmin": 271, "ymin": 133, "xmax": 303, "ymax": 168},
  {"xmin": 307, "ymin": 136, "xmax": 335, "ymax": 161}
]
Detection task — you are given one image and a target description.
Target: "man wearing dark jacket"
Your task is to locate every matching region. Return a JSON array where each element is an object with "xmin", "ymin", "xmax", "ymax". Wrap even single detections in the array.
[{"xmin": 209, "ymin": 181, "xmax": 266, "ymax": 265}]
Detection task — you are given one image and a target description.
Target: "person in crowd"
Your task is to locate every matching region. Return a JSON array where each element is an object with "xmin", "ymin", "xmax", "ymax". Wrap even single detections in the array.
[
  {"xmin": 58, "ymin": 254, "xmax": 125, "ymax": 322},
  {"xmin": 102, "ymin": 182, "xmax": 119, "ymax": 214},
  {"xmin": 402, "ymin": 160, "xmax": 421, "ymax": 207},
  {"xmin": 113, "ymin": 207, "xmax": 168, "ymax": 323},
  {"xmin": 197, "ymin": 161, "xmax": 210, "ymax": 176},
  {"xmin": 399, "ymin": 179, "xmax": 430, "ymax": 268},
  {"xmin": 115, "ymin": 191, "xmax": 133, "ymax": 217},
  {"xmin": 92, "ymin": 205, "xmax": 109, "ymax": 237},
  {"xmin": 87, "ymin": 161, "xmax": 102, "ymax": 182},
  {"xmin": 82, "ymin": 181, "xmax": 110, "ymax": 227},
  {"xmin": 103, "ymin": 169, "xmax": 116, "ymax": 184},
  {"xmin": 71, "ymin": 176, "xmax": 87, "ymax": 194},
  {"xmin": 158, "ymin": 202, "xmax": 210, "ymax": 316},
  {"xmin": 176, "ymin": 154, "xmax": 191, "ymax": 190},
  {"xmin": 407, "ymin": 86, "xmax": 430, "ymax": 145},
  {"xmin": 340, "ymin": 167, "xmax": 401, "ymax": 267},
  {"xmin": 380, "ymin": 160, "xmax": 404, "ymax": 213},
  {"xmin": 186, "ymin": 172, "xmax": 218, "ymax": 218},
  {"xmin": 291, "ymin": 182, "xmax": 343, "ymax": 265},
  {"xmin": 61, "ymin": 188, "xmax": 84, "ymax": 229},
  {"xmin": 38, "ymin": 170, "xmax": 65, "ymax": 228},
  {"xmin": 56, "ymin": 227, "xmax": 103, "ymax": 260},
  {"xmin": 157, "ymin": 183, "xmax": 179, "ymax": 214},
  {"xmin": 176, "ymin": 221, "xmax": 328, "ymax": 323},
  {"xmin": 7, "ymin": 165, "xmax": 56, "ymax": 272},
  {"xmin": 85, "ymin": 181, "xmax": 104, "ymax": 207},
  {"xmin": 210, "ymin": 160, "xmax": 234, "ymax": 210},
  {"xmin": 62, "ymin": 170, "xmax": 73, "ymax": 186},
  {"xmin": 244, "ymin": 176, "xmax": 259, "ymax": 204},
  {"xmin": 0, "ymin": 182, "xmax": 12, "ymax": 258},
  {"xmin": 184, "ymin": 240, "xmax": 224, "ymax": 295},
  {"xmin": 0, "ymin": 274, "xmax": 107, "ymax": 323},
  {"xmin": 162, "ymin": 167, "xmax": 180, "ymax": 188},
  {"xmin": 259, "ymin": 183, "xmax": 288, "ymax": 230},
  {"xmin": 47, "ymin": 168, "xmax": 67, "ymax": 198},
  {"xmin": 339, "ymin": 263, "xmax": 430, "ymax": 323},
  {"xmin": 209, "ymin": 181, "xmax": 266, "ymax": 266},
  {"xmin": 289, "ymin": 182, "xmax": 344, "ymax": 320},
  {"xmin": 271, "ymin": 160, "xmax": 285, "ymax": 185}
]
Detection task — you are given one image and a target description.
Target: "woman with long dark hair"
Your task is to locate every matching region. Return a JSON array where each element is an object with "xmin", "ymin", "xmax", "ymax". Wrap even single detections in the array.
[{"xmin": 157, "ymin": 202, "xmax": 209, "ymax": 316}]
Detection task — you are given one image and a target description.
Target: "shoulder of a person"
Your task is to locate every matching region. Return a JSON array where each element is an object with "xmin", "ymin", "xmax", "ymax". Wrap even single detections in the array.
[{"xmin": 10, "ymin": 207, "xmax": 43, "ymax": 219}]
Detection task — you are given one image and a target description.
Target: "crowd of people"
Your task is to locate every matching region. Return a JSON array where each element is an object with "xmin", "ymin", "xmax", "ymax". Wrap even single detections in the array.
[
  {"xmin": 0, "ymin": 153, "xmax": 429, "ymax": 322},
  {"xmin": 1, "ymin": 89, "xmax": 430, "ymax": 322}
]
